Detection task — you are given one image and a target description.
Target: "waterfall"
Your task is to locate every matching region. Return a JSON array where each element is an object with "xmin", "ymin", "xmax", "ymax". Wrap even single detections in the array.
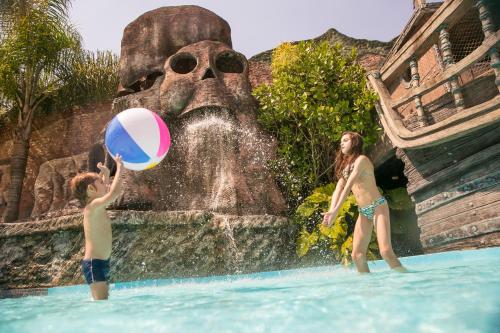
[
  {"xmin": 178, "ymin": 109, "xmax": 238, "ymax": 212},
  {"xmin": 220, "ymin": 216, "xmax": 243, "ymax": 274}
]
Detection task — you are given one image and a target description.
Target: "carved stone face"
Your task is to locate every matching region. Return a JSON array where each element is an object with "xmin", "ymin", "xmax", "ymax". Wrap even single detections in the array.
[
  {"xmin": 103, "ymin": 7, "xmax": 286, "ymax": 215},
  {"xmin": 117, "ymin": 5, "xmax": 232, "ymax": 97},
  {"xmin": 159, "ymin": 40, "xmax": 253, "ymax": 119}
]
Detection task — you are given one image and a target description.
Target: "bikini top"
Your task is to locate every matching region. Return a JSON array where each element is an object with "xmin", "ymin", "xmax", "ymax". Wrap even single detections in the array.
[{"xmin": 342, "ymin": 163, "xmax": 354, "ymax": 180}]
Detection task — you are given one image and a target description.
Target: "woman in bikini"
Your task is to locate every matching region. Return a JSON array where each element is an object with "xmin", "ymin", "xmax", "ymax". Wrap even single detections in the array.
[{"xmin": 323, "ymin": 131, "xmax": 407, "ymax": 273}]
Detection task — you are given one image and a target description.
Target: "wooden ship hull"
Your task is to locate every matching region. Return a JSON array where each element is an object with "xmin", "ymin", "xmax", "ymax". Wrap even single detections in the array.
[{"xmin": 369, "ymin": 0, "xmax": 500, "ymax": 252}]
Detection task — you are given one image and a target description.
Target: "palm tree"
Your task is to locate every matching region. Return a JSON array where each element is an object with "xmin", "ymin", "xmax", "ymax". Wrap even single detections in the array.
[{"xmin": 0, "ymin": 0, "xmax": 81, "ymax": 222}]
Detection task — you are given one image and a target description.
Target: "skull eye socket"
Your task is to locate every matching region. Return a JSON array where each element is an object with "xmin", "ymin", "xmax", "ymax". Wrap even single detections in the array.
[
  {"xmin": 170, "ymin": 53, "xmax": 197, "ymax": 74},
  {"xmin": 215, "ymin": 52, "xmax": 245, "ymax": 74}
]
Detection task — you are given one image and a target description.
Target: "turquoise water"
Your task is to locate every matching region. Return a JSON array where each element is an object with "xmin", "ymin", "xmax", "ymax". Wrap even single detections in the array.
[{"xmin": 1, "ymin": 247, "xmax": 499, "ymax": 333}]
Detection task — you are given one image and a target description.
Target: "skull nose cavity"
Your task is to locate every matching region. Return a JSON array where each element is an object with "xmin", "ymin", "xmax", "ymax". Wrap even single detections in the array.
[{"xmin": 202, "ymin": 68, "xmax": 216, "ymax": 80}]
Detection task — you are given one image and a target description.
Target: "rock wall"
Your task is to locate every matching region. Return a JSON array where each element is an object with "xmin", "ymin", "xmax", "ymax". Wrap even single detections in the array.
[
  {"xmin": 0, "ymin": 102, "xmax": 113, "ymax": 220},
  {"xmin": 247, "ymin": 28, "xmax": 392, "ymax": 90},
  {"xmin": 0, "ymin": 211, "xmax": 295, "ymax": 289}
]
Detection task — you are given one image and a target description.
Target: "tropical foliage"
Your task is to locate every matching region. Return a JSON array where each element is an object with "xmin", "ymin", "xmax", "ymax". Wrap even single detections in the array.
[
  {"xmin": 0, "ymin": 0, "xmax": 119, "ymax": 222},
  {"xmin": 253, "ymin": 41, "xmax": 379, "ymax": 205},
  {"xmin": 295, "ymin": 183, "xmax": 379, "ymax": 265},
  {"xmin": 40, "ymin": 50, "xmax": 119, "ymax": 114},
  {"xmin": 295, "ymin": 183, "xmax": 414, "ymax": 264}
]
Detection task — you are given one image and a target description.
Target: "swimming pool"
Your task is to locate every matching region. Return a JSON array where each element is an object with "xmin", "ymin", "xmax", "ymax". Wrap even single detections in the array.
[{"xmin": 1, "ymin": 247, "xmax": 499, "ymax": 333}]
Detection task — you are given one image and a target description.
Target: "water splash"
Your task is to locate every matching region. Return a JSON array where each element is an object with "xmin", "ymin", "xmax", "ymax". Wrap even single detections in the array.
[
  {"xmin": 220, "ymin": 216, "xmax": 243, "ymax": 274},
  {"xmin": 170, "ymin": 106, "xmax": 281, "ymax": 213},
  {"xmin": 179, "ymin": 110, "xmax": 238, "ymax": 211}
]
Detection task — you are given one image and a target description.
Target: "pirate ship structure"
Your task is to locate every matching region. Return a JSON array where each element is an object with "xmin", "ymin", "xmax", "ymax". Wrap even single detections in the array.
[{"xmin": 369, "ymin": 0, "xmax": 500, "ymax": 252}]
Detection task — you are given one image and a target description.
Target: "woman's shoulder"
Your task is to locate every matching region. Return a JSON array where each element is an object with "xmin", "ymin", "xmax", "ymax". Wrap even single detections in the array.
[{"xmin": 354, "ymin": 155, "xmax": 372, "ymax": 165}]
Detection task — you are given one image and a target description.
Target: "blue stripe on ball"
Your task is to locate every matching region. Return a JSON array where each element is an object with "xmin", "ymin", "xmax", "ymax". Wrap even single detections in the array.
[{"xmin": 105, "ymin": 117, "xmax": 150, "ymax": 163}]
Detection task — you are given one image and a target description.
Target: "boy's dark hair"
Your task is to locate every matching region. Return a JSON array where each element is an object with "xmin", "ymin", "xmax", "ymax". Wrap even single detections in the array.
[{"xmin": 70, "ymin": 172, "xmax": 101, "ymax": 206}]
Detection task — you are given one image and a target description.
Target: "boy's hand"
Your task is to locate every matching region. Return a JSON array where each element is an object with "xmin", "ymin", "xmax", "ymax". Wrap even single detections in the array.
[
  {"xmin": 97, "ymin": 162, "xmax": 111, "ymax": 185},
  {"xmin": 97, "ymin": 162, "xmax": 110, "ymax": 176},
  {"xmin": 113, "ymin": 154, "xmax": 123, "ymax": 169}
]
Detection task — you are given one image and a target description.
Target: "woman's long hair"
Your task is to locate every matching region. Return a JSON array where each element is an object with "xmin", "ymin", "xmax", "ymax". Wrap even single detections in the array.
[{"xmin": 333, "ymin": 131, "xmax": 364, "ymax": 180}]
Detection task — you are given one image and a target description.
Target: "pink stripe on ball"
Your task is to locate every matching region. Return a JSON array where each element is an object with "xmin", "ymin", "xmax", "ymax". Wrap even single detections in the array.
[{"xmin": 153, "ymin": 112, "xmax": 171, "ymax": 157}]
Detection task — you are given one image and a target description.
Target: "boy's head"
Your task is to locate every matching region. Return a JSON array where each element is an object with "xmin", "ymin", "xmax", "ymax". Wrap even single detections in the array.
[{"xmin": 70, "ymin": 173, "xmax": 106, "ymax": 206}]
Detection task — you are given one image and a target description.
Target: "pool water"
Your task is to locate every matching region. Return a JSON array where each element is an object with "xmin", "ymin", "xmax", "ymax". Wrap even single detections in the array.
[{"xmin": 1, "ymin": 247, "xmax": 499, "ymax": 333}]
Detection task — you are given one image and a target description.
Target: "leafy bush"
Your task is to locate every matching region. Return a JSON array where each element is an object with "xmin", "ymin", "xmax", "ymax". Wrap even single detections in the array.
[
  {"xmin": 43, "ymin": 50, "xmax": 119, "ymax": 113},
  {"xmin": 253, "ymin": 41, "xmax": 379, "ymax": 205},
  {"xmin": 295, "ymin": 183, "xmax": 378, "ymax": 265},
  {"xmin": 295, "ymin": 184, "xmax": 414, "ymax": 264}
]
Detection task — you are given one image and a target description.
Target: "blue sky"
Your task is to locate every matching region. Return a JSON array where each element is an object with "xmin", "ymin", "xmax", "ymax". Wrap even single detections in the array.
[{"xmin": 69, "ymin": 0, "xmax": 415, "ymax": 58}]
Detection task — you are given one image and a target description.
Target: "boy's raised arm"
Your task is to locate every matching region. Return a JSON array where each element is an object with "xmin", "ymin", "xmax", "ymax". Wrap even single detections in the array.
[
  {"xmin": 97, "ymin": 162, "xmax": 110, "ymax": 185},
  {"xmin": 90, "ymin": 155, "xmax": 124, "ymax": 209}
]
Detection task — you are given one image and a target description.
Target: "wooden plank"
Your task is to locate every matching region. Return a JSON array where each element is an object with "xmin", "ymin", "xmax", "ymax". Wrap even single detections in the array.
[
  {"xmin": 408, "ymin": 141, "xmax": 500, "ymax": 195},
  {"xmin": 421, "ymin": 217, "xmax": 500, "ymax": 248},
  {"xmin": 414, "ymin": 172, "xmax": 500, "ymax": 215},
  {"xmin": 392, "ymin": 31, "xmax": 500, "ymax": 109},
  {"xmin": 395, "ymin": 123, "xmax": 500, "ymax": 190},
  {"xmin": 423, "ymin": 231, "xmax": 500, "ymax": 253},
  {"xmin": 419, "ymin": 190, "xmax": 500, "ymax": 226},
  {"xmin": 369, "ymin": 74, "xmax": 500, "ymax": 149},
  {"xmin": 381, "ymin": 0, "xmax": 474, "ymax": 82},
  {"xmin": 415, "ymin": 156, "xmax": 500, "ymax": 201},
  {"xmin": 420, "ymin": 196, "xmax": 500, "ymax": 237}
]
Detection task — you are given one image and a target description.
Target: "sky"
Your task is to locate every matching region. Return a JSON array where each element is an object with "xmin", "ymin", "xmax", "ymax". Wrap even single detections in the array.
[{"xmin": 69, "ymin": 0, "xmax": 415, "ymax": 58}]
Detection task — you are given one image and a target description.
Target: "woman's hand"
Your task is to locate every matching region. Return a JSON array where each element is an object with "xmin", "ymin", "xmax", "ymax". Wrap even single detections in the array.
[{"xmin": 322, "ymin": 209, "xmax": 338, "ymax": 227}]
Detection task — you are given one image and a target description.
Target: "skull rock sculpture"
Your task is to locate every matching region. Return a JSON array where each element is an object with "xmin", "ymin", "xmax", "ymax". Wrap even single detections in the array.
[
  {"xmin": 159, "ymin": 40, "xmax": 253, "ymax": 118},
  {"xmin": 118, "ymin": 5, "xmax": 232, "ymax": 97},
  {"xmin": 106, "ymin": 6, "xmax": 286, "ymax": 215}
]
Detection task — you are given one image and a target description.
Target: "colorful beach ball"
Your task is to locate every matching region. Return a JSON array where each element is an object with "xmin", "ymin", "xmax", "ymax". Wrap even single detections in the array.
[{"xmin": 105, "ymin": 108, "xmax": 171, "ymax": 171}]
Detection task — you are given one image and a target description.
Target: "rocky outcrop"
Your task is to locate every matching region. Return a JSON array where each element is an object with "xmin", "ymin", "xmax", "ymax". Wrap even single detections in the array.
[
  {"xmin": 108, "ymin": 6, "xmax": 287, "ymax": 216},
  {"xmin": 0, "ymin": 211, "xmax": 296, "ymax": 289},
  {"xmin": 31, "ymin": 153, "xmax": 88, "ymax": 219},
  {"xmin": 0, "ymin": 102, "xmax": 113, "ymax": 220},
  {"xmin": 248, "ymin": 28, "xmax": 393, "ymax": 89}
]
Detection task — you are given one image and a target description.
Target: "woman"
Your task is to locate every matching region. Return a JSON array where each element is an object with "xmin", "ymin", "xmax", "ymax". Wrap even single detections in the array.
[{"xmin": 323, "ymin": 131, "xmax": 407, "ymax": 273}]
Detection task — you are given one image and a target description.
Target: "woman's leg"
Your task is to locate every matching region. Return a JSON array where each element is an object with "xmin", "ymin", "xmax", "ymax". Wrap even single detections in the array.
[
  {"xmin": 374, "ymin": 203, "xmax": 404, "ymax": 270},
  {"xmin": 351, "ymin": 214, "xmax": 373, "ymax": 273}
]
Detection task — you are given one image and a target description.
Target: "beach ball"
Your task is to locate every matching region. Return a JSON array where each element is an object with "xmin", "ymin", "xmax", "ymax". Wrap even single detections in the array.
[{"xmin": 105, "ymin": 108, "xmax": 171, "ymax": 171}]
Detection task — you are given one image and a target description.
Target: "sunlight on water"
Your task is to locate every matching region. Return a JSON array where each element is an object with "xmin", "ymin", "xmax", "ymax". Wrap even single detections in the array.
[{"xmin": 1, "ymin": 248, "xmax": 499, "ymax": 333}]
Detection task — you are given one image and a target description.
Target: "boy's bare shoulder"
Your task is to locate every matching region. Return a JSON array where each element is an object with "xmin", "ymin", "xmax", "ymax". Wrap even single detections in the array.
[{"xmin": 83, "ymin": 201, "xmax": 103, "ymax": 217}]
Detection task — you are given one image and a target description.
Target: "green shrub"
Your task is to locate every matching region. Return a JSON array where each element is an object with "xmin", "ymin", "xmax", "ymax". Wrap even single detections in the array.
[
  {"xmin": 295, "ymin": 183, "xmax": 378, "ymax": 265},
  {"xmin": 253, "ymin": 41, "xmax": 379, "ymax": 205},
  {"xmin": 295, "ymin": 184, "xmax": 413, "ymax": 264}
]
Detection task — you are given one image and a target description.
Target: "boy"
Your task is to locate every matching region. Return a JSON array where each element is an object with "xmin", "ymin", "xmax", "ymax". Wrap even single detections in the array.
[{"xmin": 70, "ymin": 154, "xmax": 123, "ymax": 300}]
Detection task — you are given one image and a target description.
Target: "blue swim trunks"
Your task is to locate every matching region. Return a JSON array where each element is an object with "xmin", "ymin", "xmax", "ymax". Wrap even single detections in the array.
[{"xmin": 82, "ymin": 259, "xmax": 110, "ymax": 284}]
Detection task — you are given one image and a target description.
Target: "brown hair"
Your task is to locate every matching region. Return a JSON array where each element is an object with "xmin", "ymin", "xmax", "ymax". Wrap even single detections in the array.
[
  {"xmin": 333, "ymin": 131, "xmax": 364, "ymax": 180},
  {"xmin": 70, "ymin": 172, "xmax": 101, "ymax": 206}
]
